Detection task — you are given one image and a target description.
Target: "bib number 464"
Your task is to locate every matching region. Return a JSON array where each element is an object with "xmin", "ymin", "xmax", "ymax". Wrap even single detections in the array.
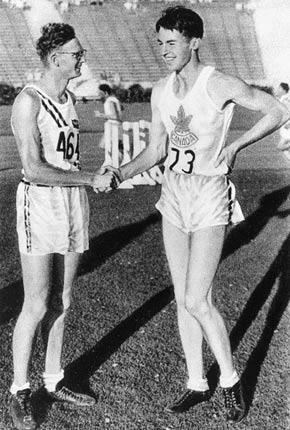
[{"xmin": 56, "ymin": 131, "xmax": 79, "ymax": 160}]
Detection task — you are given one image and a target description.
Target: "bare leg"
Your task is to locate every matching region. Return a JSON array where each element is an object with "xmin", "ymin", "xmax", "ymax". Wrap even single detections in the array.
[
  {"xmin": 12, "ymin": 254, "xmax": 53, "ymax": 386},
  {"xmin": 42, "ymin": 252, "xmax": 96, "ymax": 407},
  {"xmin": 163, "ymin": 218, "xmax": 206, "ymax": 389},
  {"xmin": 44, "ymin": 252, "xmax": 81, "ymax": 374},
  {"xmin": 185, "ymin": 226, "xmax": 235, "ymax": 381}
]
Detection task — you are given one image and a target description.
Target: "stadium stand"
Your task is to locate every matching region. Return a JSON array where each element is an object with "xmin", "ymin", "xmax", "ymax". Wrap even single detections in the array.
[
  {"xmin": 0, "ymin": 0, "xmax": 265, "ymax": 88},
  {"xmin": 0, "ymin": 2, "xmax": 40, "ymax": 86}
]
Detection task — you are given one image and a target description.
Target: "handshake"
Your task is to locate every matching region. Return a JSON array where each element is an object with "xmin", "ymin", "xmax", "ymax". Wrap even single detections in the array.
[{"xmin": 92, "ymin": 165, "xmax": 123, "ymax": 193}]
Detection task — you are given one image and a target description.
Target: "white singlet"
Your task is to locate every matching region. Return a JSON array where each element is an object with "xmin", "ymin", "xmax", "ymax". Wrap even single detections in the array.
[
  {"xmin": 15, "ymin": 86, "xmax": 89, "ymax": 255},
  {"xmin": 155, "ymin": 66, "xmax": 244, "ymax": 233},
  {"xmin": 158, "ymin": 66, "xmax": 233, "ymax": 177},
  {"xmin": 20, "ymin": 84, "xmax": 81, "ymax": 172},
  {"xmin": 104, "ymin": 95, "xmax": 122, "ymax": 124}
]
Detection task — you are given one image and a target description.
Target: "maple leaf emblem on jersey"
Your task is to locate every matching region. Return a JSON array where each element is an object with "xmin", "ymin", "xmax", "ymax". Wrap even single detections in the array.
[{"xmin": 170, "ymin": 105, "xmax": 198, "ymax": 148}]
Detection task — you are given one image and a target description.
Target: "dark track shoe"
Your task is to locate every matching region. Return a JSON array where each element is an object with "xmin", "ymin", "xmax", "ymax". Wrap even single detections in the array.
[
  {"xmin": 165, "ymin": 388, "xmax": 211, "ymax": 414},
  {"xmin": 10, "ymin": 388, "xmax": 37, "ymax": 430},
  {"xmin": 47, "ymin": 383, "xmax": 96, "ymax": 407},
  {"xmin": 222, "ymin": 380, "xmax": 246, "ymax": 422}
]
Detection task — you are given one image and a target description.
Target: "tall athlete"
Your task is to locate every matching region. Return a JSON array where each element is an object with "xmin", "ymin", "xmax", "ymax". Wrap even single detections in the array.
[
  {"xmin": 10, "ymin": 23, "xmax": 115, "ymax": 430},
  {"xmin": 106, "ymin": 6, "xmax": 289, "ymax": 423}
]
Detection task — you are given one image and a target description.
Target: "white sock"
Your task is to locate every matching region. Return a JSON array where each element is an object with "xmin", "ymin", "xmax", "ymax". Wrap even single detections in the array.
[
  {"xmin": 187, "ymin": 377, "xmax": 209, "ymax": 392},
  {"xmin": 219, "ymin": 370, "xmax": 239, "ymax": 389},
  {"xmin": 10, "ymin": 382, "xmax": 30, "ymax": 395},
  {"xmin": 43, "ymin": 369, "xmax": 64, "ymax": 392}
]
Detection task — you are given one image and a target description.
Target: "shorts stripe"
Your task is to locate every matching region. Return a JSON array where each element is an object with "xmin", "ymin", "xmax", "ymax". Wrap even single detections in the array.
[
  {"xmin": 227, "ymin": 177, "xmax": 233, "ymax": 223},
  {"xmin": 24, "ymin": 184, "xmax": 32, "ymax": 252}
]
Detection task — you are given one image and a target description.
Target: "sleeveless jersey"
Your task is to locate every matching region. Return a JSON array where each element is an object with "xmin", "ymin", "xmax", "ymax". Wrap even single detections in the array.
[
  {"xmin": 104, "ymin": 95, "xmax": 122, "ymax": 123},
  {"xmin": 157, "ymin": 66, "xmax": 234, "ymax": 176},
  {"xmin": 17, "ymin": 84, "xmax": 81, "ymax": 173}
]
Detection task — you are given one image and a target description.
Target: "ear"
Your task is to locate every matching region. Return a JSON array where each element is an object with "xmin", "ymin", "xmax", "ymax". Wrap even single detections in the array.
[
  {"xmin": 190, "ymin": 37, "xmax": 201, "ymax": 51},
  {"xmin": 50, "ymin": 52, "xmax": 60, "ymax": 67}
]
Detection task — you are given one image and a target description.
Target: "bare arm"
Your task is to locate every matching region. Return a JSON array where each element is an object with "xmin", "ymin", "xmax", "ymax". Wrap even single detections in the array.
[
  {"xmin": 12, "ymin": 89, "xmax": 114, "ymax": 189},
  {"xmin": 211, "ymin": 74, "xmax": 290, "ymax": 169},
  {"xmin": 117, "ymin": 82, "xmax": 168, "ymax": 181}
]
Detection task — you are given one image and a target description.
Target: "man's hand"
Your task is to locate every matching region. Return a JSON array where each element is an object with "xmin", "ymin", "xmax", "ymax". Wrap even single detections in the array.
[
  {"xmin": 214, "ymin": 143, "xmax": 238, "ymax": 173},
  {"xmin": 94, "ymin": 110, "xmax": 104, "ymax": 118},
  {"xmin": 93, "ymin": 166, "xmax": 123, "ymax": 193},
  {"xmin": 102, "ymin": 165, "xmax": 124, "ymax": 183},
  {"xmin": 92, "ymin": 171, "xmax": 117, "ymax": 193}
]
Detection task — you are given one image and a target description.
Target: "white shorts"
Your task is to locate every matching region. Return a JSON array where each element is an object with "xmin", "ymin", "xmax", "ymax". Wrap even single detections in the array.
[
  {"xmin": 155, "ymin": 170, "xmax": 244, "ymax": 234},
  {"xmin": 16, "ymin": 181, "xmax": 89, "ymax": 255}
]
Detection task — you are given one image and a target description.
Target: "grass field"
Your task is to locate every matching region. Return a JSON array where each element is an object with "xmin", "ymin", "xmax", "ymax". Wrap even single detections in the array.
[{"xmin": 0, "ymin": 103, "xmax": 289, "ymax": 430}]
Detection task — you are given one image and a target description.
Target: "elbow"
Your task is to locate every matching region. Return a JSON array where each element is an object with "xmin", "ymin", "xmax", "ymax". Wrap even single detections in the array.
[
  {"xmin": 24, "ymin": 170, "xmax": 38, "ymax": 183},
  {"xmin": 153, "ymin": 147, "xmax": 164, "ymax": 165},
  {"xmin": 157, "ymin": 145, "xmax": 166, "ymax": 163},
  {"xmin": 23, "ymin": 161, "xmax": 42, "ymax": 183}
]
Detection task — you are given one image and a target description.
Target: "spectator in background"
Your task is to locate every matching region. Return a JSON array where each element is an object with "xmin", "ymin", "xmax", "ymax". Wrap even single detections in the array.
[
  {"xmin": 275, "ymin": 82, "xmax": 290, "ymax": 102},
  {"xmin": 275, "ymin": 82, "xmax": 290, "ymax": 160},
  {"xmin": 95, "ymin": 84, "xmax": 122, "ymax": 149}
]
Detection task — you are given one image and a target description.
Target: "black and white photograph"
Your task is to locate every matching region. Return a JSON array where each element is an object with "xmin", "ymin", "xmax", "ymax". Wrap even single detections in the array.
[{"xmin": 0, "ymin": 0, "xmax": 289, "ymax": 429}]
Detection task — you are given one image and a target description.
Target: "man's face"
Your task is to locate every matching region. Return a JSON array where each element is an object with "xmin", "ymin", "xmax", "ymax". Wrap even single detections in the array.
[
  {"xmin": 99, "ymin": 90, "xmax": 107, "ymax": 101},
  {"xmin": 157, "ymin": 27, "xmax": 193, "ymax": 72},
  {"xmin": 56, "ymin": 38, "xmax": 86, "ymax": 79}
]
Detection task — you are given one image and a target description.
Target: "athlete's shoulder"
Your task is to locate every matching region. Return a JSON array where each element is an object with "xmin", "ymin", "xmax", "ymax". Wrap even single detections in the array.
[
  {"xmin": 208, "ymin": 69, "xmax": 251, "ymax": 102},
  {"xmin": 151, "ymin": 75, "xmax": 170, "ymax": 103},
  {"xmin": 209, "ymin": 69, "xmax": 244, "ymax": 88},
  {"xmin": 12, "ymin": 86, "xmax": 41, "ymax": 117},
  {"xmin": 154, "ymin": 75, "xmax": 170, "ymax": 91}
]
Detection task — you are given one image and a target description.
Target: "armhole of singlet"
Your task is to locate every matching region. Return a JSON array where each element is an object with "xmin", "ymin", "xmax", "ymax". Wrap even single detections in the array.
[{"xmin": 203, "ymin": 67, "xmax": 228, "ymax": 114}]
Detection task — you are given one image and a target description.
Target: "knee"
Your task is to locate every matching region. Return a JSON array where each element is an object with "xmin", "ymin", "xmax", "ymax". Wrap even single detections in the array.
[
  {"xmin": 185, "ymin": 295, "xmax": 212, "ymax": 321},
  {"xmin": 22, "ymin": 296, "xmax": 47, "ymax": 323},
  {"xmin": 175, "ymin": 295, "xmax": 187, "ymax": 313},
  {"xmin": 48, "ymin": 294, "xmax": 70, "ymax": 322}
]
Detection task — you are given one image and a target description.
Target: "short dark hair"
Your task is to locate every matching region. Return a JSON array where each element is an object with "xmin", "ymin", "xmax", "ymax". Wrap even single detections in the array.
[
  {"xmin": 156, "ymin": 6, "xmax": 204, "ymax": 40},
  {"xmin": 280, "ymin": 82, "xmax": 289, "ymax": 93},
  {"xmin": 99, "ymin": 84, "xmax": 112, "ymax": 95},
  {"xmin": 36, "ymin": 23, "xmax": 76, "ymax": 63}
]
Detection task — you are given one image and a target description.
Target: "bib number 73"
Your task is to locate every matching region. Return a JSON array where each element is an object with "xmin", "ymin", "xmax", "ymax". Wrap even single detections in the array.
[{"xmin": 169, "ymin": 147, "xmax": 195, "ymax": 174}]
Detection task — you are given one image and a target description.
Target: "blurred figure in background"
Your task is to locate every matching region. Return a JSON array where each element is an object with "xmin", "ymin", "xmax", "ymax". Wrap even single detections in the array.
[
  {"xmin": 275, "ymin": 82, "xmax": 290, "ymax": 160},
  {"xmin": 95, "ymin": 84, "xmax": 122, "ymax": 149}
]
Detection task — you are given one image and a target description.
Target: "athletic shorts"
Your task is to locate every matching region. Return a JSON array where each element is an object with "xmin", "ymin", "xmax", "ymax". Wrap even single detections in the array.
[
  {"xmin": 16, "ymin": 181, "xmax": 89, "ymax": 255},
  {"xmin": 155, "ymin": 170, "xmax": 244, "ymax": 234}
]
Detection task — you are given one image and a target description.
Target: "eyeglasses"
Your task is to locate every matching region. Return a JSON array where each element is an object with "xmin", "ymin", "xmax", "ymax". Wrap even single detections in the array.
[{"xmin": 58, "ymin": 49, "xmax": 87, "ymax": 61}]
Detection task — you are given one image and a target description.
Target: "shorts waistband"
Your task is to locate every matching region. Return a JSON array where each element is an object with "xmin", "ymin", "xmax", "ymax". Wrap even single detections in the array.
[
  {"xmin": 21, "ymin": 180, "xmax": 78, "ymax": 188},
  {"xmin": 21, "ymin": 179, "xmax": 51, "ymax": 188}
]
